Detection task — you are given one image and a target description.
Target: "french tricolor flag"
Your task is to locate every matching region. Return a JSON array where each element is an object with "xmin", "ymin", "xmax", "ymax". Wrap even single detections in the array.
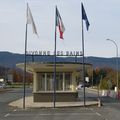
[{"xmin": 56, "ymin": 7, "xmax": 65, "ymax": 39}]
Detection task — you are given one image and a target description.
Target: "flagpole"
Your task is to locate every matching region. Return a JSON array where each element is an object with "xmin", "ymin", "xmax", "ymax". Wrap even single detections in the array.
[
  {"xmin": 53, "ymin": 6, "xmax": 57, "ymax": 108},
  {"xmin": 23, "ymin": 22, "xmax": 28, "ymax": 109},
  {"xmin": 81, "ymin": 3, "xmax": 86, "ymax": 107},
  {"xmin": 23, "ymin": 4, "xmax": 28, "ymax": 109}
]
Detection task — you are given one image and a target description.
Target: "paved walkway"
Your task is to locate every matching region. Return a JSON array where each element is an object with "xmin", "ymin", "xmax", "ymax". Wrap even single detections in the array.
[{"xmin": 9, "ymin": 96, "xmax": 99, "ymax": 108}]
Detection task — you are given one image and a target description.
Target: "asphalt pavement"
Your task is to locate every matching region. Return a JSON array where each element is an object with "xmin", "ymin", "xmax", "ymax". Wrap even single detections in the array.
[
  {"xmin": 2, "ymin": 102, "xmax": 120, "ymax": 120},
  {"xmin": 0, "ymin": 88, "xmax": 120, "ymax": 120}
]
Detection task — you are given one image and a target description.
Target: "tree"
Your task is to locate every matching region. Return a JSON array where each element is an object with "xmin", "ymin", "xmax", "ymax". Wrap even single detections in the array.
[
  {"xmin": 89, "ymin": 67, "xmax": 119, "ymax": 89},
  {"xmin": 10, "ymin": 68, "xmax": 33, "ymax": 83}
]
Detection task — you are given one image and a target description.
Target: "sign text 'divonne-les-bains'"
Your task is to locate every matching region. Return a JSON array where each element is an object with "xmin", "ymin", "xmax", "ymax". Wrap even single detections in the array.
[{"xmin": 27, "ymin": 51, "xmax": 83, "ymax": 56}]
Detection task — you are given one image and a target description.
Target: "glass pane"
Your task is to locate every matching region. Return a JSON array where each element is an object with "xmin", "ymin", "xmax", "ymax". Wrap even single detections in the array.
[
  {"xmin": 38, "ymin": 73, "xmax": 45, "ymax": 91},
  {"xmin": 47, "ymin": 73, "xmax": 53, "ymax": 91},
  {"xmin": 65, "ymin": 73, "xmax": 72, "ymax": 90},
  {"xmin": 56, "ymin": 73, "xmax": 63, "ymax": 91}
]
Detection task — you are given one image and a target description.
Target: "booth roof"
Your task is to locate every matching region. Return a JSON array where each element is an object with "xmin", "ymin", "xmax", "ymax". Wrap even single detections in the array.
[{"xmin": 16, "ymin": 62, "xmax": 92, "ymax": 72}]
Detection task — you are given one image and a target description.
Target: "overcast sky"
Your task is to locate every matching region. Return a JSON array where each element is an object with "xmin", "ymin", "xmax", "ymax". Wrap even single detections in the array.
[{"xmin": 0, "ymin": 0, "xmax": 120, "ymax": 58}]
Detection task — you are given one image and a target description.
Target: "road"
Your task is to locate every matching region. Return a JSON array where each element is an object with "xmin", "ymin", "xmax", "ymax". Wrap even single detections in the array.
[
  {"xmin": 0, "ymin": 88, "xmax": 120, "ymax": 120},
  {"xmin": 78, "ymin": 88, "xmax": 99, "ymax": 101},
  {"xmin": 0, "ymin": 88, "xmax": 32, "ymax": 120}
]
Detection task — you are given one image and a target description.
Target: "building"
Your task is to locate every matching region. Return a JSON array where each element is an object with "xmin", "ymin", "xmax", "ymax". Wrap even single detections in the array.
[{"xmin": 17, "ymin": 62, "xmax": 92, "ymax": 102}]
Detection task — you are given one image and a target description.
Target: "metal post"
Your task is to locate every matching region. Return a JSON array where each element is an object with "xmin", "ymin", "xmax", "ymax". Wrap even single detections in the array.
[
  {"xmin": 106, "ymin": 39, "xmax": 119, "ymax": 99},
  {"xmin": 92, "ymin": 66, "xmax": 94, "ymax": 88},
  {"xmin": 53, "ymin": 6, "xmax": 57, "ymax": 108},
  {"xmin": 81, "ymin": 6, "xmax": 86, "ymax": 107},
  {"xmin": 23, "ymin": 23, "xmax": 28, "ymax": 109}
]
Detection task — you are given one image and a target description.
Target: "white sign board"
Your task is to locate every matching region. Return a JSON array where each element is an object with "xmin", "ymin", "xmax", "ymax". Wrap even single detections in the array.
[
  {"xmin": 85, "ymin": 77, "xmax": 89, "ymax": 82},
  {"xmin": 0, "ymin": 79, "xmax": 4, "ymax": 82}
]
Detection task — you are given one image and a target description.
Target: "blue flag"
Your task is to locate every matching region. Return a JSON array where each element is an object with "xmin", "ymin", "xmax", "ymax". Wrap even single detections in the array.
[{"xmin": 81, "ymin": 3, "xmax": 90, "ymax": 30}]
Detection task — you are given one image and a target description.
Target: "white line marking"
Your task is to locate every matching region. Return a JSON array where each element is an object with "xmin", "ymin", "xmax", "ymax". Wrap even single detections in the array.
[
  {"xmin": 95, "ymin": 112, "xmax": 101, "ymax": 116},
  {"xmin": 4, "ymin": 113, "xmax": 10, "ymax": 117},
  {"xmin": 90, "ymin": 108, "xmax": 102, "ymax": 117}
]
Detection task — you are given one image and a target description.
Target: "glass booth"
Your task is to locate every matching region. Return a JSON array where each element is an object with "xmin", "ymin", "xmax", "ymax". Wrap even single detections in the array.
[{"xmin": 17, "ymin": 62, "xmax": 92, "ymax": 102}]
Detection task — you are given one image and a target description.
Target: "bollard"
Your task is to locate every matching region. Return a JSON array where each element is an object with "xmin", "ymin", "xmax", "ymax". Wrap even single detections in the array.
[{"xmin": 98, "ymin": 98, "xmax": 102, "ymax": 107}]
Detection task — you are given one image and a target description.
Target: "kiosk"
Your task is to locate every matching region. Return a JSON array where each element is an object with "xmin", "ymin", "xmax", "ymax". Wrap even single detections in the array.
[{"xmin": 17, "ymin": 62, "xmax": 92, "ymax": 102}]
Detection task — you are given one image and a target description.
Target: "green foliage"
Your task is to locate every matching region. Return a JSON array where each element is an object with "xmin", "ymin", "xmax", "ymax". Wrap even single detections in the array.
[
  {"xmin": 99, "ymin": 79, "xmax": 109, "ymax": 90},
  {"xmin": 92, "ymin": 67, "xmax": 120, "ymax": 90}
]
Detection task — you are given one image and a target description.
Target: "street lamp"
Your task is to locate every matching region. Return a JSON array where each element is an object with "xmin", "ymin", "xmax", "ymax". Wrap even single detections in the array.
[{"xmin": 106, "ymin": 39, "xmax": 119, "ymax": 98}]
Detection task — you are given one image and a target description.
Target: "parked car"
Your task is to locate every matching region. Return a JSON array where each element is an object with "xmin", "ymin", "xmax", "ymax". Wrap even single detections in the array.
[
  {"xmin": 76, "ymin": 82, "xmax": 84, "ymax": 90},
  {"xmin": 0, "ymin": 83, "xmax": 6, "ymax": 89},
  {"xmin": 76, "ymin": 82, "xmax": 90, "ymax": 90}
]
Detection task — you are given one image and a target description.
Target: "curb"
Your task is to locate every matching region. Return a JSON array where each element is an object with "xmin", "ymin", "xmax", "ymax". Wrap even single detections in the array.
[
  {"xmin": 9, "ymin": 97, "xmax": 99, "ymax": 109},
  {"xmin": 9, "ymin": 103, "xmax": 99, "ymax": 109},
  {"xmin": 86, "ymin": 87, "xmax": 98, "ymax": 92},
  {"xmin": 0, "ymin": 88, "xmax": 12, "ymax": 93}
]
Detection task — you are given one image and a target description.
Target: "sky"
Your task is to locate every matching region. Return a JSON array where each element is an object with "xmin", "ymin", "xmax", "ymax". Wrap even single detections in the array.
[{"xmin": 0, "ymin": 0, "xmax": 120, "ymax": 58}]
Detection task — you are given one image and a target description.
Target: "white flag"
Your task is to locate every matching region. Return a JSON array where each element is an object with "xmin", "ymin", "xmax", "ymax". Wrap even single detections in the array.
[{"xmin": 27, "ymin": 3, "xmax": 38, "ymax": 35}]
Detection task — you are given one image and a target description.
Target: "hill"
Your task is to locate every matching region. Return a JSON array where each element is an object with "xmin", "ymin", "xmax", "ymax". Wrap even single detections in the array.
[{"xmin": 0, "ymin": 51, "xmax": 119, "ymax": 70}]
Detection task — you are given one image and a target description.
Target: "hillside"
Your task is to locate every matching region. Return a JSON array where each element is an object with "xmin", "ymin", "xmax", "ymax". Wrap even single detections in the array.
[{"xmin": 0, "ymin": 51, "xmax": 119, "ymax": 70}]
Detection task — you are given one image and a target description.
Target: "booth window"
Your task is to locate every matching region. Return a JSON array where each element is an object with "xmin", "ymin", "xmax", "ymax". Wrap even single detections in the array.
[
  {"xmin": 65, "ymin": 73, "xmax": 72, "ymax": 90},
  {"xmin": 37, "ymin": 72, "xmax": 72, "ymax": 91}
]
